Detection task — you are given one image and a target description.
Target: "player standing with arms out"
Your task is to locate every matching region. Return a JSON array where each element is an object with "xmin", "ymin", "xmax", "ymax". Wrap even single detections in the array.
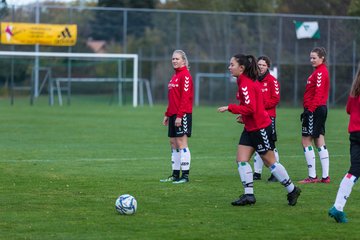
[
  {"xmin": 160, "ymin": 50, "xmax": 193, "ymax": 184},
  {"xmin": 299, "ymin": 47, "xmax": 330, "ymax": 184},
  {"xmin": 328, "ymin": 65, "xmax": 360, "ymax": 223},
  {"xmin": 218, "ymin": 54, "xmax": 301, "ymax": 206},
  {"xmin": 253, "ymin": 56, "xmax": 281, "ymax": 182}
]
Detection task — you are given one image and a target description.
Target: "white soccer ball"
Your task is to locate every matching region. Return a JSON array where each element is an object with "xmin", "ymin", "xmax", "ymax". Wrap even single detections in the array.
[{"xmin": 115, "ymin": 194, "xmax": 137, "ymax": 215}]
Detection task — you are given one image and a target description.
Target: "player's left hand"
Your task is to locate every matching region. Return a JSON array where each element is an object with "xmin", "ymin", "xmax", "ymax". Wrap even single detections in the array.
[
  {"xmin": 236, "ymin": 114, "xmax": 244, "ymax": 124},
  {"xmin": 175, "ymin": 117, "xmax": 182, "ymax": 127}
]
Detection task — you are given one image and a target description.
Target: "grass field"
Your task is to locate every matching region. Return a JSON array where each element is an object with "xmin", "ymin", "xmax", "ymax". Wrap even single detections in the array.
[{"xmin": 0, "ymin": 97, "xmax": 358, "ymax": 239}]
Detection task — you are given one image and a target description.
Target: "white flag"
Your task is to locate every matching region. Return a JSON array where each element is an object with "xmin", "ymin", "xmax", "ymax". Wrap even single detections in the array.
[{"xmin": 294, "ymin": 21, "xmax": 320, "ymax": 39}]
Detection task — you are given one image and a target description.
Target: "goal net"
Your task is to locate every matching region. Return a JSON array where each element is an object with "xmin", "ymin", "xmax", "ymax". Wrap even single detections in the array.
[{"xmin": 0, "ymin": 51, "xmax": 140, "ymax": 106}]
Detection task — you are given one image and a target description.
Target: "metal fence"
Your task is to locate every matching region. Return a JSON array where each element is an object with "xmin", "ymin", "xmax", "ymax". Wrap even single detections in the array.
[{"xmin": 1, "ymin": 4, "xmax": 360, "ymax": 106}]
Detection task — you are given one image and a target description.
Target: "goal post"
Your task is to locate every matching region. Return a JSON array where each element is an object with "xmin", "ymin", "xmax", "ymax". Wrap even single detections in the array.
[{"xmin": 0, "ymin": 51, "xmax": 139, "ymax": 107}]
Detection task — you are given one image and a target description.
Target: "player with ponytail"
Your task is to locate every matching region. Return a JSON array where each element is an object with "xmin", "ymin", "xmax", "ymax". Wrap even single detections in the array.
[
  {"xmin": 218, "ymin": 54, "xmax": 301, "ymax": 206},
  {"xmin": 299, "ymin": 47, "xmax": 331, "ymax": 184},
  {"xmin": 161, "ymin": 50, "xmax": 193, "ymax": 184}
]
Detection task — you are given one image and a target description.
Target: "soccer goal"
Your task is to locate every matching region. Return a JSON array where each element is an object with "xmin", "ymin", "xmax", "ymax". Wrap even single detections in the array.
[
  {"xmin": 194, "ymin": 73, "xmax": 234, "ymax": 106},
  {"xmin": 0, "ymin": 51, "xmax": 144, "ymax": 107},
  {"xmin": 195, "ymin": 67, "xmax": 278, "ymax": 106}
]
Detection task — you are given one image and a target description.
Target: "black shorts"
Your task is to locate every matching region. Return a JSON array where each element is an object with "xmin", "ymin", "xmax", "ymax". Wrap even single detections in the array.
[
  {"xmin": 168, "ymin": 114, "xmax": 192, "ymax": 138},
  {"xmin": 301, "ymin": 106, "xmax": 327, "ymax": 138},
  {"xmin": 349, "ymin": 132, "xmax": 360, "ymax": 177},
  {"xmin": 239, "ymin": 124, "xmax": 275, "ymax": 155},
  {"xmin": 270, "ymin": 117, "xmax": 277, "ymax": 142}
]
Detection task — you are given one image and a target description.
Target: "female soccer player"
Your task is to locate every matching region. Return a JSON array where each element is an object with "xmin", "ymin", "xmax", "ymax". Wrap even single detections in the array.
[
  {"xmin": 160, "ymin": 50, "xmax": 193, "ymax": 184},
  {"xmin": 253, "ymin": 56, "xmax": 280, "ymax": 182},
  {"xmin": 328, "ymin": 64, "xmax": 360, "ymax": 223},
  {"xmin": 299, "ymin": 47, "xmax": 330, "ymax": 184},
  {"xmin": 218, "ymin": 54, "xmax": 301, "ymax": 206}
]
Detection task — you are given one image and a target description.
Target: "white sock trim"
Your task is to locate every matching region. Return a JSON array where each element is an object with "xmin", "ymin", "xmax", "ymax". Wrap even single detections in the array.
[
  {"xmin": 171, "ymin": 148, "xmax": 181, "ymax": 170},
  {"xmin": 180, "ymin": 147, "xmax": 191, "ymax": 171},
  {"xmin": 304, "ymin": 146, "xmax": 316, "ymax": 178},
  {"xmin": 237, "ymin": 162, "xmax": 254, "ymax": 194}
]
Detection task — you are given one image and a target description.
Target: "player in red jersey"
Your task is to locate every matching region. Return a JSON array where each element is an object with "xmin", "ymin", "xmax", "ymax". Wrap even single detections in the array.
[
  {"xmin": 299, "ymin": 47, "xmax": 331, "ymax": 184},
  {"xmin": 160, "ymin": 50, "xmax": 193, "ymax": 184},
  {"xmin": 253, "ymin": 56, "xmax": 281, "ymax": 182},
  {"xmin": 218, "ymin": 54, "xmax": 301, "ymax": 206},
  {"xmin": 328, "ymin": 64, "xmax": 360, "ymax": 223}
]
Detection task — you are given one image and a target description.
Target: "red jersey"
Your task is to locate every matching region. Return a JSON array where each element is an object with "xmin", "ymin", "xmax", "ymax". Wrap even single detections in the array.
[
  {"xmin": 303, "ymin": 63, "xmax": 330, "ymax": 112},
  {"xmin": 258, "ymin": 71, "xmax": 280, "ymax": 117},
  {"xmin": 228, "ymin": 74, "xmax": 271, "ymax": 132},
  {"xmin": 165, "ymin": 66, "xmax": 193, "ymax": 118},
  {"xmin": 346, "ymin": 95, "xmax": 360, "ymax": 133}
]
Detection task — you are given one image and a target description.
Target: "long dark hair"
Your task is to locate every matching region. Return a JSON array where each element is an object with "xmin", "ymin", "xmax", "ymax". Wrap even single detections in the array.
[
  {"xmin": 350, "ymin": 63, "xmax": 360, "ymax": 97},
  {"xmin": 233, "ymin": 54, "xmax": 258, "ymax": 81}
]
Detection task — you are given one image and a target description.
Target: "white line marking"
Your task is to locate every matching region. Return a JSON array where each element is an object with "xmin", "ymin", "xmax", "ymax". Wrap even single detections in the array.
[{"xmin": 0, "ymin": 154, "xmax": 349, "ymax": 163}]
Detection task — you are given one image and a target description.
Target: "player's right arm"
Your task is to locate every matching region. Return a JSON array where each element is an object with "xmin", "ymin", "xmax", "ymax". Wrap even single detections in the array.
[{"xmin": 163, "ymin": 116, "xmax": 169, "ymax": 126}]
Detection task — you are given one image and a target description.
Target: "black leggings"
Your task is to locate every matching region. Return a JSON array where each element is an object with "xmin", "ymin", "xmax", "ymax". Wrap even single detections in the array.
[{"xmin": 349, "ymin": 132, "xmax": 360, "ymax": 178}]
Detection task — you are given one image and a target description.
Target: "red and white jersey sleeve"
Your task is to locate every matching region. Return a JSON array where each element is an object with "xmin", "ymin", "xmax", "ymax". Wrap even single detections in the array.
[
  {"xmin": 259, "ymin": 73, "xmax": 280, "ymax": 117},
  {"xmin": 165, "ymin": 66, "xmax": 193, "ymax": 118},
  {"xmin": 346, "ymin": 95, "xmax": 360, "ymax": 133},
  {"xmin": 303, "ymin": 64, "xmax": 330, "ymax": 112},
  {"xmin": 228, "ymin": 74, "xmax": 271, "ymax": 132}
]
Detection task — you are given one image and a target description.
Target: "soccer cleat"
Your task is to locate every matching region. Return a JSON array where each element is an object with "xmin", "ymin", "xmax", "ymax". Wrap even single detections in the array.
[
  {"xmin": 267, "ymin": 174, "xmax": 278, "ymax": 182},
  {"xmin": 328, "ymin": 206, "xmax": 348, "ymax": 223},
  {"xmin": 172, "ymin": 177, "xmax": 189, "ymax": 184},
  {"xmin": 320, "ymin": 176, "xmax": 330, "ymax": 183},
  {"xmin": 231, "ymin": 194, "xmax": 256, "ymax": 206},
  {"xmin": 298, "ymin": 176, "xmax": 319, "ymax": 184},
  {"xmin": 160, "ymin": 175, "xmax": 179, "ymax": 183},
  {"xmin": 287, "ymin": 187, "xmax": 301, "ymax": 206},
  {"xmin": 253, "ymin": 173, "xmax": 262, "ymax": 180}
]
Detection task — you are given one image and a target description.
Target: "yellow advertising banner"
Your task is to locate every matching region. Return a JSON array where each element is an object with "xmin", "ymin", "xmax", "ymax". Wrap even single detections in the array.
[{"xmin": 0, "ymin": 22, "xmax": 77, "ymax": 46}]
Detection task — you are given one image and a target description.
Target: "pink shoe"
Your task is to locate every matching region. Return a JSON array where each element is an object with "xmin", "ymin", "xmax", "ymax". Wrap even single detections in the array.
[
  {"xmin": 298, "ymin": 177, "xmax": 319, "ymax": 184},
  {"xmin": 320, "ymin": 176, "xmax": 330, "ymax": 183}
]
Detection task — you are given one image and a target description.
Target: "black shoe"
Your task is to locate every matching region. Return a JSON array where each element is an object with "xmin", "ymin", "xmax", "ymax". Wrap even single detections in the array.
[
  {"xmin": 231, "ymin": 194, "xmax": 256, "ymax": 206},
  {"xmin": 253, "ymin": 173, "xmax": 261, "ymax": 180},
  {"xmin": 172, "ymin": 177, "xmax": 189, "ymax": 184},
  {"xmin": 160, "ymin": 175, "xmax": 179, "ymax": 182},
  {"xmin": 267, "ymin": 174, "xmax": 278, "ymax": 182},
  {"xmin": 287, "ymin": 187, "xmax": 301, "ymax": 206}
]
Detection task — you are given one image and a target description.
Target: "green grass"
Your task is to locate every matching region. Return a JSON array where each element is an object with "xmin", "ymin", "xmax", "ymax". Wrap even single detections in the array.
[{"xmin": 0, "ymin": 97, "xmax": 358, "ymax": 239}]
